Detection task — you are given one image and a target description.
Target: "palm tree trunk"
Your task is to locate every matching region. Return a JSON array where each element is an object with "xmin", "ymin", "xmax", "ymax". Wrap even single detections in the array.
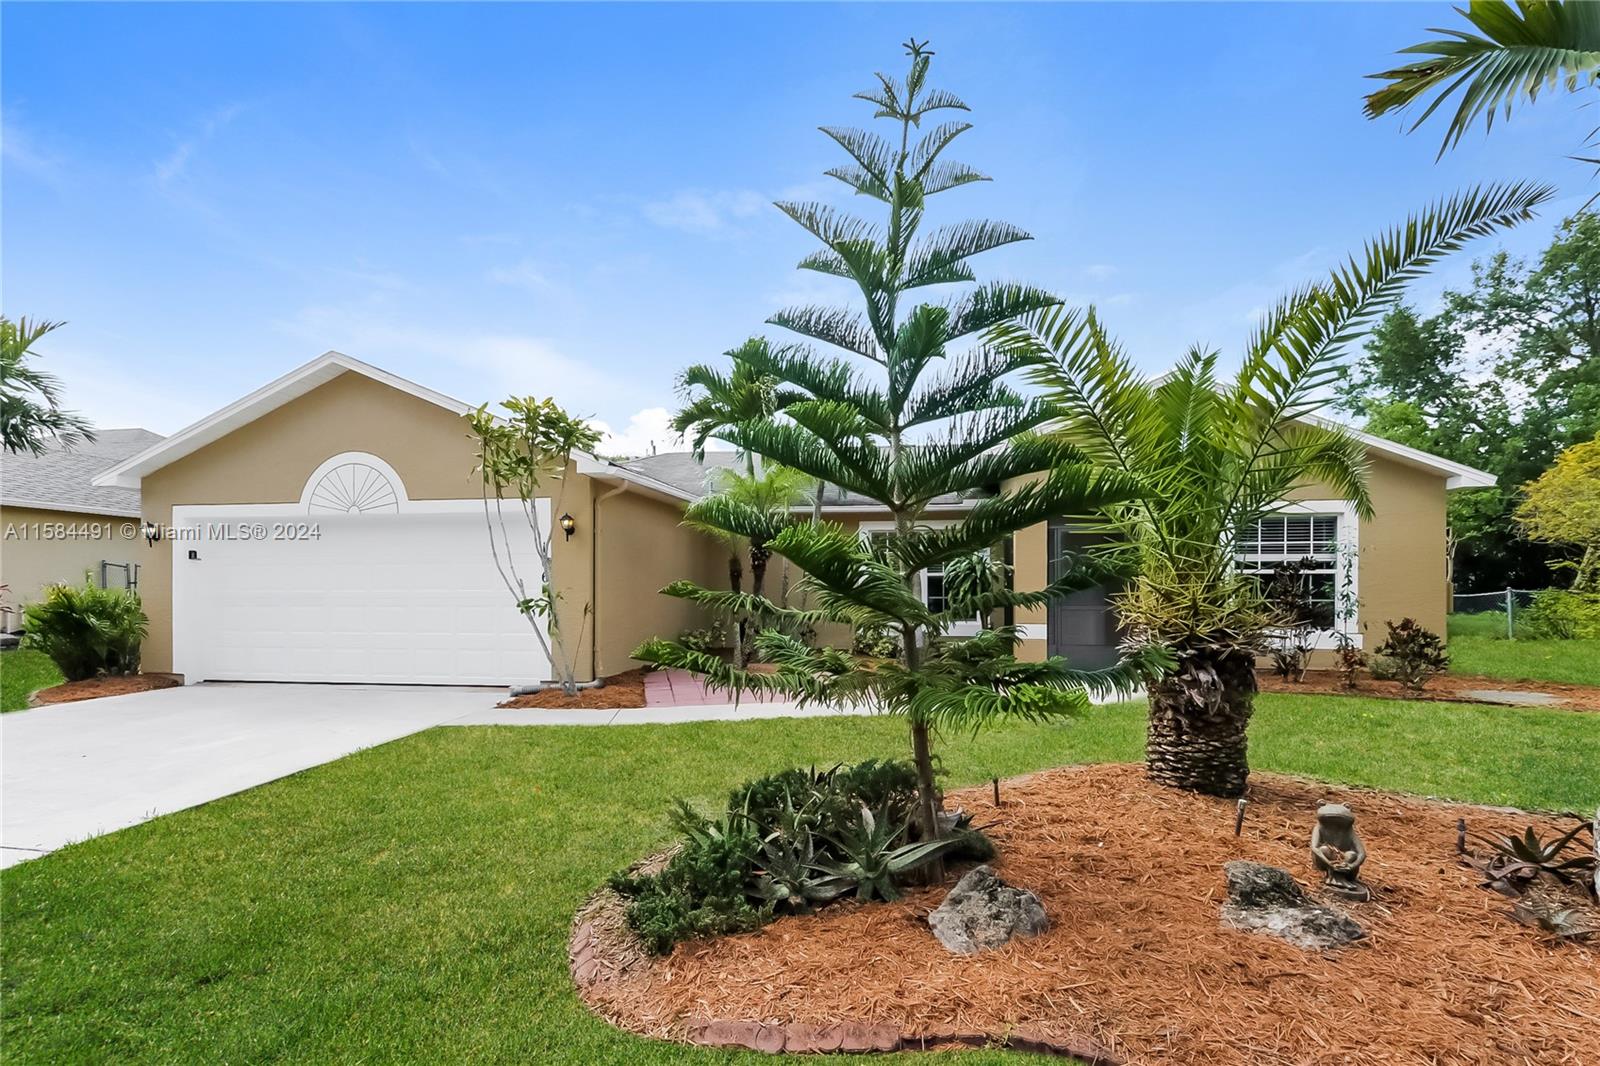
[
  {"xmin": 747, "ymin": 542, "xmax": 769, "ymax": 664},
  {"xmin": 728, "ymin": 552, "xmax": 744, "ymax": 668},
  {"xmin": 1144, "ymin": 646, "xmax": 1258, "ymax": 798}
]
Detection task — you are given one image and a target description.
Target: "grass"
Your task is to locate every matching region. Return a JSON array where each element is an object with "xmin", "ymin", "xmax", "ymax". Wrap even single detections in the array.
[
  {"xmin": 3, "ymin": 696, "xmax": 1596, "ymax": 1064},
  {"xmin": 0, "ymin": 649, "xmax": 63, "ymax": 712},
  {"xmin": 1447, "ymin": 613, "xmax": 1600, "ymax": 686}
]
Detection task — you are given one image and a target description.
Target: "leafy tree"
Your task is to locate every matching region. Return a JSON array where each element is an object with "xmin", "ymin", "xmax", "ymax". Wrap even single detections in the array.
[
  {"xmin": 1337, "ymin": 213, "xmax": 1600, "ymax": 589},
  {"xmin": 636, "ymin": 40, "xmax": 1155, "ymax": 865},
  {"xmin": 1003, "ymin": 183, "xmax": 1550, "ymax": 796},
  {"xmin": 467, "ymin": 397, "xmax": 602, "ymax": 695},
  {"xmin": 1, "ymin": 317, "xmax": 94, "ymax": 455},
  {"xmin": 1517, "ymin": 434, "xmax": 1600, "ymax": 588},
  {"xmin": 1365, "ymin": 0, "xmax": 1600, "ymax": 170}
]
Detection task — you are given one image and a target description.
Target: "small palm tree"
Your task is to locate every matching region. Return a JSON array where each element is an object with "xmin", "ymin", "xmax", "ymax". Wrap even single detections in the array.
[
  {"xmin": 1, "ymin": 317, "xmax": 94, "ymax": 455},
  {"xmin": 1002, "ymin": 183, "xmax": 1551, "ymax": 797},
  {"xmin": 1366, "ymin": 1, "xmax": 1600, "ymax": 161}
]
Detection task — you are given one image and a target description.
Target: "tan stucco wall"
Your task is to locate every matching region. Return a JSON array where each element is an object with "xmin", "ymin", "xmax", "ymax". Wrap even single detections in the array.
[
  {"xmin": 1291, "ymin": 454, "xmax": 1449, "ymax": 642},
  {"xmin": 593, "ymin": 488, "xmax": 726, "ymax": 675},
  {"xmin": 0, "ymin": 506, "xmax": 144, "ymax": 622},
  {"xmin": 136, "ymin": 371, "xmax": 601, "ymax": 678}
]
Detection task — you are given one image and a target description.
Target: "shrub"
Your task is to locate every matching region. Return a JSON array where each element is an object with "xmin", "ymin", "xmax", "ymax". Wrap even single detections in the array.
[
  {"xmin": 1519, "ymin": 590, "xmax": 1600, "ymax": 640},
  {"xmin": 613, "ymin": 758, "xmax": 989, "ymax": 953},
  {"xmin": 1372, "ymin": 618, "xmax": 1449, "ymax": 691},
  {"xmin": 677, "ymin": 621, "xmax": 728, "ymax": 654},
  {"xmin": 22, "ymin": 580, "xmax": 148, "ymax": 682},
  {"xmin": 850, "ymin": 622, "xmax": 900, "ymax": 659}
]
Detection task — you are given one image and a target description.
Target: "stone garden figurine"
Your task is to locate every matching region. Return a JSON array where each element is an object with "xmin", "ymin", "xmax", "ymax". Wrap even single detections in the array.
[{"xmin": 1310, "ymin": 803, "xmax": 1371, "ymax": 902}]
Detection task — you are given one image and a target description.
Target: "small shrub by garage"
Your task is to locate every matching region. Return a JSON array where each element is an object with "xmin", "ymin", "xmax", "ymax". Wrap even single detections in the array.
[{"xmin": 22, "ymin": 581, "xmax": 148, "ymax": 682}]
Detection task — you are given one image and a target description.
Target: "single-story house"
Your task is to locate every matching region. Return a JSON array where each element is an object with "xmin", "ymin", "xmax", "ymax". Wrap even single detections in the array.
[
  {"xmin": 1, "ymin": 428, "xmax": 164, "ymax": 629},
  {"xmin": 91, "ymin": 351, "xmax": 1494, "ymax": 686}
]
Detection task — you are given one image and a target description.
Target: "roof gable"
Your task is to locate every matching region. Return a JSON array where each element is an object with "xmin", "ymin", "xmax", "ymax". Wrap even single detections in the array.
[{"xmin": 92, "ymin": 352, "xmax": 473, "ymax": 490}]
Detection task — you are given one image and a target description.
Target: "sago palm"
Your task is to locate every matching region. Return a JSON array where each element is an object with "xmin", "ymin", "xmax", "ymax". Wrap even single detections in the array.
[
  {"xmin": 1366, "ymin": 1, "xmax": 1600, "ymax": 160},
  {"xmin": 637, "ymin": 41, "xmax": 1155, "ymax": 865},
  {"xmin": 998, "ymin": 182, "xmax": 1552, "ymax": 797}
]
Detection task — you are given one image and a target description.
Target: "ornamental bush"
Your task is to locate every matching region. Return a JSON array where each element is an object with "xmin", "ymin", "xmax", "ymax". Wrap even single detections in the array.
[
  {"xmin": 1371, "ymin": 618, "xmax": 1449, "ymax": 692},
  {"xmin": 1519, "ymin": 589, "xmax": 1600, "ymax": 640},
  {"xmin": 22, "ymin": 579, "xmax": 147, "ymax": 682}
]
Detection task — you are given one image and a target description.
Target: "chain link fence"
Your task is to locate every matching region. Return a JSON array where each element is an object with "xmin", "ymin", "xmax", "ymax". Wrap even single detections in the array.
[{"xmin": 1449, "ymin": 588, "xmax": 1547, "ymax": 639}]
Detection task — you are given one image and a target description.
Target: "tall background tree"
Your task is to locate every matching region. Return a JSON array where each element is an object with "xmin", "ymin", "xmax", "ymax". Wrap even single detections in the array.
[
  {"xmin": 637, "ymin": 40, "xmax": 1154, "ymax": 864},
  {"xmin": 1, "ymin": 317, "xmax": 94, "ymax": 455},
  {"xmin": 1516, "ymin": 433, "xmax": 1600, "ymax": 589},
  {"xmin": 1337, "ymin": 213, "xmax": 1600, "ymax": 590},
  {"xmin": 1005, "ymin": 183, "xmax": 1549, "ymax": 796}
]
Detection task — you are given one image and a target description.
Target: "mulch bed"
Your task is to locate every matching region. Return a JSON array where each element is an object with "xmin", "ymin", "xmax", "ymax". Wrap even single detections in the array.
[
  {"xmin": 1259, "ymin": 668, "xmax": 1600, "ymax": 712},
  {"xmin": 495, "ymin": 668, "xmax": 648, "ymax": 710},
  {"xmin": 573, "ymin": 764, "xmax": 1598, "ymax": 1064},
  {"xmin": 29, "ymin": 672, "xmax": 183, "ymax": 706}
]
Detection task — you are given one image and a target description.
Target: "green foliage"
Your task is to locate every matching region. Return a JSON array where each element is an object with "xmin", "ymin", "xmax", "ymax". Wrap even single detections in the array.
[
  {"xmin": 850, "ymin": 621, "xmax": 901, "ymax": 658},
  {"xmin": 613, "ymin": 757, "xmax": 986, "ymax": 953},
  {"xmin": 1365, "ymin": 1, "xmax": 1600, "ymax": 167},
  {"xmin": 1517, "ymin": 435, "xmax": 1600, "ymax": 590},
  {"xmin": 0, "ymin": 648, "xmax": 65, "ymax": 712},
  {"xmin": 22, "ymin": 580, "xmax": 147, "ymax": 682},
  {"xmin": 1338, "ymin": 215, "xmax": 1600, "ymax": 590},
  {"xmin": 1519, "ymin": 589, "xmax": 1600, "ymax": 639},
  {"xmin": 676, "ymin": 620, "xmax": 728, "ymax": 653},
  {"xmin": 1372, "ymin": 618, "xmax": 1451, "ymax": 691},
  {"xmin": 1, "ymin": 316, "xmax": 95, "ymax": 455},
  {"xmin": 1471, "ymin": 819, "xmax": 1597, "ymax": 890},
  {"xmin": 641, "ymin": 40, "xmax": 1155, "ymax": 842}
]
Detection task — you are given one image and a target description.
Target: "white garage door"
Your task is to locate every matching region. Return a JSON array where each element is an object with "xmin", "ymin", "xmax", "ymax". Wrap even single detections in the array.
[{"xmin": 171, "ymin": 504, "xmax": 550, "ymax": 686}]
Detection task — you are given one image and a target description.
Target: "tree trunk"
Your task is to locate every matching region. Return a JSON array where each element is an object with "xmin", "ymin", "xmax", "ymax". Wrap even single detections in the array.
[
  {"xmin": 746, "ymin": 542, "xmax": 769, "ymax": 665},
  {"xmin": 728, "ymin": 552, "xmax": 744, "ymax": 668},
  {"xmin": 1144, "ymin": 646, "xmax": 1258, "ymax": 798}
]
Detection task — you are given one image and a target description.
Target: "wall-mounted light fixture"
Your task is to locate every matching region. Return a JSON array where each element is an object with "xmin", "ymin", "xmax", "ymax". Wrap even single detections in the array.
[
  {"xmin": 559, "ymin": 512, "xmax": 576, "ymax": 540},
  {"xmin": 142, "ymin": 520, "xmax": 163, "ymax": 546}
]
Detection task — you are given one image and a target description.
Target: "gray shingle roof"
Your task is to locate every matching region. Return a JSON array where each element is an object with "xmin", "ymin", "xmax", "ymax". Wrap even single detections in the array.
[
  {"xmin": 1, "ymin": 429, "xmax": 163, "ymax": 517},
  {"xmin": 617, "ymin": 451, "xmax": 979, "ymax": 509}
]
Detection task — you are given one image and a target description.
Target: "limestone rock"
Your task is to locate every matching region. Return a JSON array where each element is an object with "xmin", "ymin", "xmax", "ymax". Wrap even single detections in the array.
[
  {"xmin": 928, "ymin": 864, "xmax": 1048, "ymax": 954},
  {"xmin": 1221, "ymin": 861, "xmax": 1365, "ymax": 950}
]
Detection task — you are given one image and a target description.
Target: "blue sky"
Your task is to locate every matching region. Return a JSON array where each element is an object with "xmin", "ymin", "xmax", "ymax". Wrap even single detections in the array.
[{"xmin": 2, "ymin": 2, "xmax": 1588, "ymax": 454}]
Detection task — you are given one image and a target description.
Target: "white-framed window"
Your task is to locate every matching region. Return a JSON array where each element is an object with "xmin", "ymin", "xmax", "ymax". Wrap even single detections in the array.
[
  {"xmin": 1233, "ymin": 500, "xmax": 1360, "ymax": 647},
  {"xmin": 857, "ymin": 520, "xmax": 978, "ymax": 636}
]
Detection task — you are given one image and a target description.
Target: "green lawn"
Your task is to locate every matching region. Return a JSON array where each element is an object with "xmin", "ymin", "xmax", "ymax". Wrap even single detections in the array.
[
  {"xmin": 3, "ymin": 696, "xmax": 1596, "ymax": 1064},
  {"xmin": 0, "ymin": 649, "xmax": 63, "ymax": 712},
  {"xmin": 1447, "ymin": 613, "xmax": 1600, "ymax": 686}
]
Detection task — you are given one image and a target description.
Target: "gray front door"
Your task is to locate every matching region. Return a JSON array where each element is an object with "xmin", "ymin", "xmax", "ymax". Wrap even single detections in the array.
[{"xmin": 1046, "ymin": 523, "xmax": 1121, "ymax": 669}]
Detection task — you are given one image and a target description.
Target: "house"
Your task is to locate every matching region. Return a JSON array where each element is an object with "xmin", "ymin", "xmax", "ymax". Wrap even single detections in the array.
[
  {"xmin": 91, "ymin": 351, "xmax": 1493, "ymax": 686},
  {"xmin": 0, "ymin": 428, "xmax": 164, "ymax": 628}
]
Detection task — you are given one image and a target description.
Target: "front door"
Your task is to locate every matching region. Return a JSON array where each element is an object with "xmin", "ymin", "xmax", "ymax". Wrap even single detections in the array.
[{"xmin": 1046, "ymin": 523, "xmax": 1122, "ymax": 669}]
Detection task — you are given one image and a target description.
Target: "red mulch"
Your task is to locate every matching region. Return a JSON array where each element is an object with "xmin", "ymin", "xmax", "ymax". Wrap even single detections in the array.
[
  {"xmin": 1260, "ymin": 669, "xmax": 1600, "ymax": 712},
  {"xmin": 30, "ymin": 673, "xmax": 183, "ymax": 706},
  {"xmin": 496, "ymin": 668, "xmax": 648, "ymax": 710},
  {"xmin": 579, "ymin": 764, "xmax": 1598, "ymax": 1065}
]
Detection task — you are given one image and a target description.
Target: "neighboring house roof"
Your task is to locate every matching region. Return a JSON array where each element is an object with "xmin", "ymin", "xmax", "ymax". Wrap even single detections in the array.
[
  {"xmin": 1, "ymin": 429, "xmax": 164, "ymax": 517},
  {"xmin": 617, "ymin": 451, "xmax": 979, "ymax": 510}
]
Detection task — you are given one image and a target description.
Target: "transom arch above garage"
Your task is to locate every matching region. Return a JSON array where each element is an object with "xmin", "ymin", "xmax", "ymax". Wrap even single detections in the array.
[{"xmin": 300, "ymin": 451, "xmax": 408, "ymax": 514}]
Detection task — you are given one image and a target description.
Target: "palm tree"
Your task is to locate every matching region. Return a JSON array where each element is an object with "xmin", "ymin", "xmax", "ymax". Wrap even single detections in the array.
[
  {"xmin": 1365, "ymin": 1, "xmax": 1600, "ymax": 162},
  {"xmin": 1000, "ymin": 183, "xmax": 1552, "ymax": 797},
  {"xmin": 1, "ymin": 317, "xmax": 94, "ymax": 455},
  {"xmin": 637, "ymin": 41, "xmax": 1153, "ymax": 872}
]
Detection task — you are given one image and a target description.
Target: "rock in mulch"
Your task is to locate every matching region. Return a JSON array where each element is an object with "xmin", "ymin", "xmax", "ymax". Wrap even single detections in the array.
[
  {"xmin": 928, "ymin": 864, "xmax": 1048, "ymax": 953},
  {"xmin": 1221, "ymin": 860, "xmax": 1365, "ymax": 950}
]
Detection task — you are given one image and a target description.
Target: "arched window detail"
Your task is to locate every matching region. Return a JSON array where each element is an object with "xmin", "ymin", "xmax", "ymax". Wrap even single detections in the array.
[{"xmin": 299, "ymin": 452, "xmax": 408, "ymax": 514}]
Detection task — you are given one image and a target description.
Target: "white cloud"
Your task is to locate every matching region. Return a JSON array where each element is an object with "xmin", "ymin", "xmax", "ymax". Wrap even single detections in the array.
[
  {"xmin": 643, "ymin": 189, "xmax": 767, "ymax": 234},
  {"xmin": 589, "ymin": 405, "xmax": 735, "ymax": 459},
  {"xmin": 485, "ymin": 259, "xmax": 556, "ymax": 293},
  {"xmin": 1083, "ymin": 263, "xmax": 1118, "ymax": 281},
  {"xmin": 33, "ymin": 343, "xmax": 217, "ymax": 436},
  {"xmin": 154, "ymin": 103, "xmax": 243, "ymax": 188},
  {"xmin": 2, "ymin": 112, "xmax": 63, "ymax": 177}
]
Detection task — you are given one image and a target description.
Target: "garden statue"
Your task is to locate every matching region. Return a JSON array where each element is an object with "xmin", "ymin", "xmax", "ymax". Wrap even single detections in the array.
[{"xmin": 1310, "ymin": 804, "xmax": 1370, "ymax": 902}]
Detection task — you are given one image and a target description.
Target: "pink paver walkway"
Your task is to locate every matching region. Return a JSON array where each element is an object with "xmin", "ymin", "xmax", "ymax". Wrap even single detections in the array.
[{"xmin": 643, "ymin": 669, "xmax": 787, "ymax": 707}]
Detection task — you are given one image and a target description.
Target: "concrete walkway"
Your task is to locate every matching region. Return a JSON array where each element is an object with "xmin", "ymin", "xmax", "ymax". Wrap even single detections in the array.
[{"xmin": 0, "ymin": 682, "xmax": 870, "ymax": 867}]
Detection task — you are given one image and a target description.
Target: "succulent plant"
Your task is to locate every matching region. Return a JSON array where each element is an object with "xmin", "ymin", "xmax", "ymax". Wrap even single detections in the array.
[{"xmin": 1471, "ymin": 820, "xmax": 1596, "ymax": 889}]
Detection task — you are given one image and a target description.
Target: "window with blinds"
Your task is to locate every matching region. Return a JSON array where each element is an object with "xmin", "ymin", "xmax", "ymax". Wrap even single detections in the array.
[{"xmin": 1236, "ymin": 514, "xmax": 1342, "ymax": 626}]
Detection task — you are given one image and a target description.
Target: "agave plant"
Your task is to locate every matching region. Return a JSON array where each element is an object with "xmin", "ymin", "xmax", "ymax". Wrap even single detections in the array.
[
  {"xmin": 1471, "ymin": 820, "xmax": 1597, "ymax": 888},
  {"xmin": 821, "ymin": 804, "xmax": 967, "ymax": 902}
]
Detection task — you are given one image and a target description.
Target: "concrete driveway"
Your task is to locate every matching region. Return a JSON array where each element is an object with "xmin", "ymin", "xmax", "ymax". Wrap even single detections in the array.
[{"xmin": 1, "ymin": 683, "xmax": 498, "ymax": 867}]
